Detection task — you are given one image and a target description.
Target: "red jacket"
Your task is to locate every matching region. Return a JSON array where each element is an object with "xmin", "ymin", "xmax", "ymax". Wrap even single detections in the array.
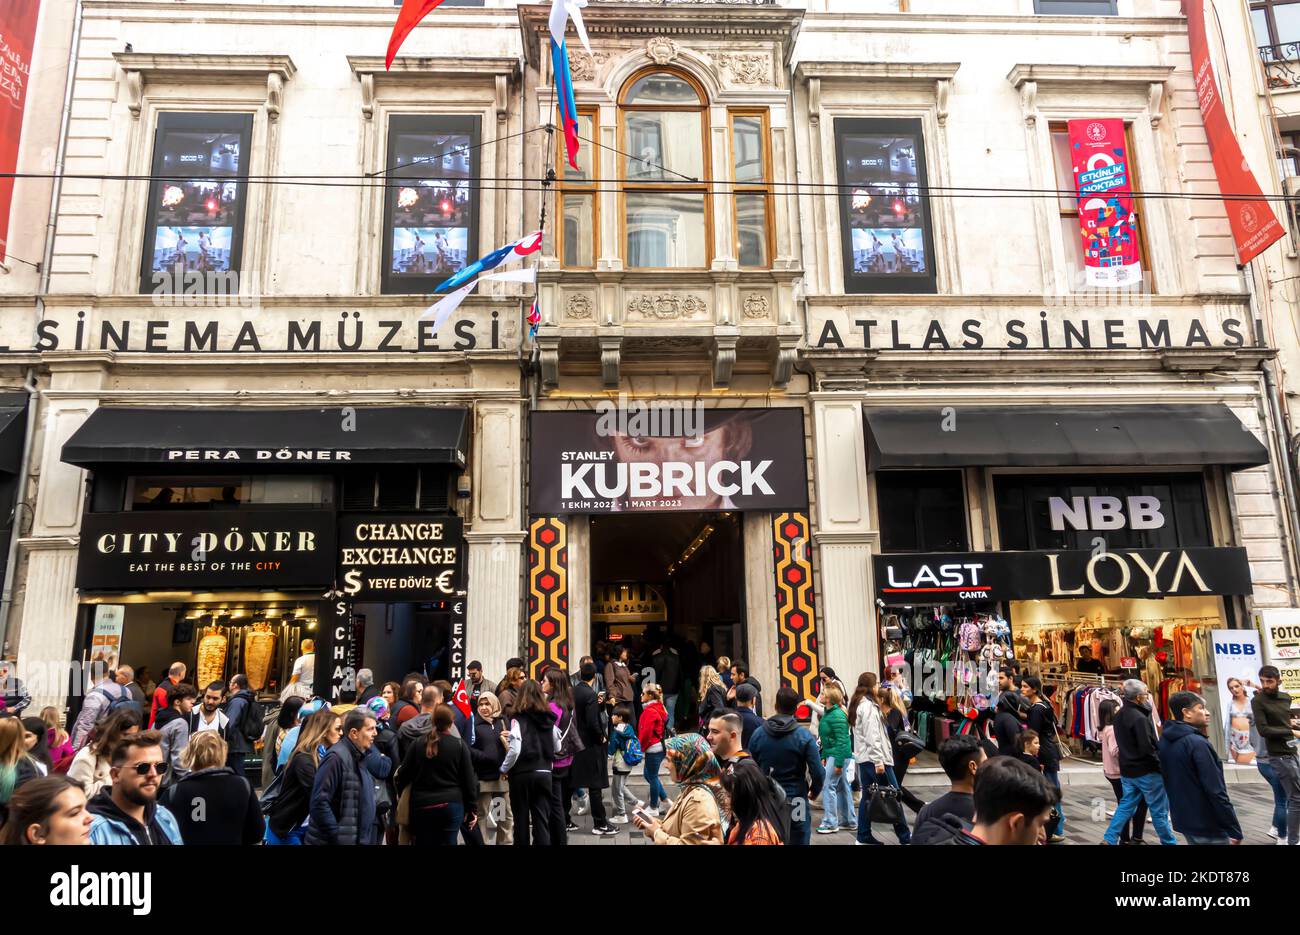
[
  {"xmin": 638, "ymin": 701, "xmax": 668, "ymax": 752},
  {"xmin": 150, "ymin": 677, "xmax": 179, "ymax": 728}
]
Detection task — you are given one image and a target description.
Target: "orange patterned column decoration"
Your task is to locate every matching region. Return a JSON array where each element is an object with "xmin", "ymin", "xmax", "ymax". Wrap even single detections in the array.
[
  {"xmin": 527, "ymin": 516, "xmax": 569, "ymax": 678},
  {"xmin": 773, "ymin": 511, "xmax": 819, "ymax": 700}
]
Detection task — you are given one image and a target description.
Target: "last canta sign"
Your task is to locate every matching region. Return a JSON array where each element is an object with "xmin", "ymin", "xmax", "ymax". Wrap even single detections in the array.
[{"xmin": 873, "ymin": 547, "xmax": 1252, "ymax": 602}]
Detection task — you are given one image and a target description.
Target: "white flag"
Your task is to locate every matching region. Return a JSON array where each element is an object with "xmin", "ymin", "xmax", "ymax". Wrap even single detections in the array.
[
  {"xmin": 421, "ymin": 268, "xmax": 537, "ymax": 332},
  {"xmin": 549, "ymin": 0, "xmax": 592, "ymax": 55}
]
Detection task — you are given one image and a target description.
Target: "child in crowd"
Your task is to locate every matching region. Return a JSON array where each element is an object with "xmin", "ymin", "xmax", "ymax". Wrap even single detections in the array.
[
  {"xmin": 607, "ymin": 704, "xmax": 643, "ymax": 824},
  {"xmin": 1017, "ymin": 729, "xmax": 1043, "ymax": 773}
]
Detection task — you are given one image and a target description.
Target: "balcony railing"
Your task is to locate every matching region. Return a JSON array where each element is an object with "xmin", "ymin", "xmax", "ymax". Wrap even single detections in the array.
[{"xmin": 1260, "ymin": 43, "xmax": 1300, "ymax": 89}]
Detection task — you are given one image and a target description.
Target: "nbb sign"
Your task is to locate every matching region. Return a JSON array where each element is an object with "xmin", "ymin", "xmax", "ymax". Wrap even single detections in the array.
[{"xmin": 1049, "ymin": 496, "xmax": 1164, "ymax": 532}]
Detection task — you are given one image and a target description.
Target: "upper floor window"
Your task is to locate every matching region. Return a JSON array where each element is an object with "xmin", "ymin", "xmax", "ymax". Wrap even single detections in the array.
[
  {"xmin": 1049, "ymin": 121, "xmax": 1150, "ymax": 291},
  {"xmin": 834, "ymin": 118, "xmax": 937, "ymax": 294},
  {"xmin": 1253, "ymin": 1, "xmax": 1300, "ymax": 56},
  {"xmin": 128, "ymin": 475, "xmax": 333, "ymax": 511},
  {"xmin": 140, "ymin": 112, "xmax": 252, "ymax": 295},
  {"xmin": 620, "ymin": 69, "xmax": 709, "ymax": 269},
  {"xmin": 557, "ymin": 110, "xmax": 598, "ymax": 268},
  {"xmin": 877, "ymin": 471, "xmax": 969, "ymax": 553},
  {"xmin": 382, "ymin": 115, "xmax": 480, "ymax": 294},
  {"xmin": 731, "ymin": 111, "xmax": 772, "ymax": 268},
  {"xmin": 1034, "ymin": 0, "xmax": 1117, "ymax": 14}
]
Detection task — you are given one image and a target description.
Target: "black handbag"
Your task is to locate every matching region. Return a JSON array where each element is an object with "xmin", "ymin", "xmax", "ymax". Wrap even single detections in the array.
[
  {"xmin": 866, "ymin": 783, "xmax": 904, "ymax": 825},
  {"xmin": 892, "ymin": 729, "xmax": 925, "ymax": 762}
]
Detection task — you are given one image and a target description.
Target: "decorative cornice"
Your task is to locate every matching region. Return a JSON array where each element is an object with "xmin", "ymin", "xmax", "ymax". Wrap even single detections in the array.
[
  {"xmin": 1006, "ymin": 63, "xmax": 1174, "ymax": 89},
  {"xmin": 347, "ymin": 55, "xmax": 520, "ymax": 81},
  {"xmin": 114, "ymin": 53, "xmax": 297, "ymax": 119},
  {"xmin": 794, "ymin": 61, "xmax": 960, "ymax": 83},
  {"xmin": 516, "ymin": 3, "xmax": 804, "ymax": 67}
]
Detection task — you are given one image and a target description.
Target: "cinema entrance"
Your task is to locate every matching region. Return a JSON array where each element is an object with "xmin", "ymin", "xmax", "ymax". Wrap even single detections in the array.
[
  {"xmin": 526, "ymin": 405, "xmax": 821, "ymax": 707},
  {"xmin": 588, "ymin": 510, "xmax": 746, "ymax": 669}
]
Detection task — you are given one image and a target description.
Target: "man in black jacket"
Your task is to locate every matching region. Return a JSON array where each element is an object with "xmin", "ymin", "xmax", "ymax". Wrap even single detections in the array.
[
  {"xmin": 1102, "ymin": 679, "xmax": 1178, "ymax": 845},
  {"xmin": 306, "ymin": 708, "xmax": 391, "ymax": 845},
  {"xmin": 651, "ymin": 642, "xmax": 683, "ymax": 727},
  {"xmin": 993, "ymin": 692, "xmax": 1024, "ymax": 757},
  {"xmin": 223, "ymin": 674, "xmax": 257, "ymax": 777},
  {"xmin": 749, "ymin": 687, "xmax": 825, "ymax": 845},
  {"xmin": 727, "ymin": 660, "xmax": 763, "ymax": 717},
  {"xmin": 573, "ymin": 663, "xmax": 617, "ymax": 836},
  {"xmin": 1159, "ymin": 691, "xmax": 1242, "ymax": 845},
  {"xmin": 1252, "ymin": 665, "xmax": 1300, "ymax": 845}
]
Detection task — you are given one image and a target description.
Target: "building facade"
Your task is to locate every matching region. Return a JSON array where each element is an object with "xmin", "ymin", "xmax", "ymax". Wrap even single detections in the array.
[{"xmin": 2, "ymin": 0, "xmax": 1297, "ymax": 729}]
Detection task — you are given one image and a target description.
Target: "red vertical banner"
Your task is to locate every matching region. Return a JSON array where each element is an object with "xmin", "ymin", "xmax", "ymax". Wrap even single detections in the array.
[
  {"xmin": 1184, "ymin": 0, "xmax": 1285, "ymax": 265},
  {"xmin": 0, "ymin": 0, "xmax": 41, "ymax": 263},
  {"xmin": 1068, "ymin": 118, "xmax": 1142, "ymax": 288}
]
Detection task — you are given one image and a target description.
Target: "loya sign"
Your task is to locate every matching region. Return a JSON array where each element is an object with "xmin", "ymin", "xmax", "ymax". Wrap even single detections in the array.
[{"xmin": 874, "ymin": 547, "xmax": 1251, "ymax": 602}]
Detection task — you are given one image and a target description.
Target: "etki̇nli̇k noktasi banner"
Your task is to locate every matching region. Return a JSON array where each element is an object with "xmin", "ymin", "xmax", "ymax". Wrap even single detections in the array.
[{"xmin": 1068, "ymin": 118, "xmax": 1141, "ymax": 288}]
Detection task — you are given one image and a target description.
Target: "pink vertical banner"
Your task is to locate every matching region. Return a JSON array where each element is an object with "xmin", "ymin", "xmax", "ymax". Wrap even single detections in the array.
[
  {"xmin": 0, "ymin": 0, "xmax": 41, "ymax": 263},
  {"xmin": 1068, "ymin": 118, "xmax": 1141, "ymax": 288}
]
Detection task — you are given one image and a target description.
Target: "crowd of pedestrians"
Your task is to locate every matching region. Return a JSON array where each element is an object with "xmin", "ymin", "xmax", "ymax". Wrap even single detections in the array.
[{"xmin": 0, "ymin": 651, "xmax": 1295, "ymax": 846}]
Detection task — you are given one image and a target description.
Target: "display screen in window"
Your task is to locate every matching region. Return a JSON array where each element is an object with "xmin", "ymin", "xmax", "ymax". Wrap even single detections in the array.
[
  {"xmin": 835, "ymin": 119, "xmax": 937, "ymax": 294},
  {"xmin": 140, "ymin": 114, "xmax": 252, "ymax": 293},
  {"xmin": 383, "ymin": 116, "xmax": 479, "ymax": 293}
]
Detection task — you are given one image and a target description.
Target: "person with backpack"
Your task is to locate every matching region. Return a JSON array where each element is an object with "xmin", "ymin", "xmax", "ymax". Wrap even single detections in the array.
[
  {"xmin": 265, "ymin": 709, "xmax": 340, "ymax": 845},
  {"xmin": 501, "ymin": 679, "xmax": 561, "ymax": 846},
  {"xmin": 607, "ymin": 703, "xmax": 642, "ymax": 825},
  {"xmin": 161, "ymin": 731, "xmax": 264, "ymax": 844},
  {"xmin": 155, "ymin": 682, "xmax": 197, "ymax": 787},
  {"xmin": 305, "ymin": 707, "xmax": 391, "ymax": 846},
  {"xmin": 223, "ymin": 674, "xmax": 263, "ymax": 779},
  {"xmin": 749, "ymin": 687, "xmax": 825, "ymax": 846},
  {"xmin": 70, "ymin": 665, "xmax": 136, "ymax": 750},
  {"xmin": 542, "ymin": 667, "xmax": 580, "ymax": 842},
  {"xmin": 68, "ymin": 710, "xmax": 140, "ymax": 798}
]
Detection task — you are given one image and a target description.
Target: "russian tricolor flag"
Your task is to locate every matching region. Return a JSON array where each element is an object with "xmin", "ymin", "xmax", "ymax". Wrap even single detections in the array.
[{"xmin": 549, "ymin": 0, "xmax": 591, "ymax": 171}]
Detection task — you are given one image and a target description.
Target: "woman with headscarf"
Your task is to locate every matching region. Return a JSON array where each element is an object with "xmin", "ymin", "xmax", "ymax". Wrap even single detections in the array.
[
  {"xmin": 468, "ymin": 690, "xmax": 513, "ymax": 844},
  {"xmin": 633, "ymin": 733, "xmax": 724, "ymax": 845}
]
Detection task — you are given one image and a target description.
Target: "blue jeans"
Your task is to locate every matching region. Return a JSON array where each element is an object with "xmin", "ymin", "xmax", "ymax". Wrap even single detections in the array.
[
  {"xmin": 1258, "ymin": 761, "xmax": 1290, "ymax": 838},
  {"xmin": 1184, "ymin": 833, "xmax": 1229, "ymax": 845},
  {"xmin": 644, "ymin": 750, "xmax": 668, "ymax": 808},
  {"xmin": 788, "ymin": 812, "xmax": 813, "ymax": 846},
  {"xmin": 1044, "ymin": 769, "xmax": 1065, "ymax": 837},
  {"xmin": 264, "ymin": 825, "xmax": 305, "ymax": 845},
  {"xmin": 819, "ymin": 757, "xmax": 856, "ymax": 828},
  {"xmin": 1103, "ymin": 773, "xmax": 1178, "ymax": 845},
  {"xmin": 855, "ymin": 762, "xmax": 911, "ymax": 844},
  {"xmin": 412, "ymin": 801, "xmax": 465, "ymax": 845}
]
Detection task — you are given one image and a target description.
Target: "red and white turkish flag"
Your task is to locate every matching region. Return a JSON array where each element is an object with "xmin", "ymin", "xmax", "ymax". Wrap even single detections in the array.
[{"xmin": 452, "ymin": 678, "xmax": 473, "ymax": 719}]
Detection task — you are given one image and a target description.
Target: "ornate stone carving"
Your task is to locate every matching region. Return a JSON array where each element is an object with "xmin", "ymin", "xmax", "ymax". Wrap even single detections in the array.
[
  {"xmin": 716, "ymin": 53, "xmax": 769, "ymax": 86},
  {"xmin": 126, "ymin": 70, "xmax": 144, "ymax": 119},
  {"xmin": 266, "ymin": 73, "xmax": 285, "ymax": 123},
  {"xmin": 646, "ymin": 37, "xmax": 680, "ymax": 66},
  {"xmin": 569, "ymin": 51, "xmax": 609, "ymax": 83},
  {"xmin": 626, "ymin": 293, "xmax": 707, "ymax": 320},
  {"xmin": 742, "ymin": 293, "xmax": 769, "ymax": 320},
  {"xmin": 566, "ymin": 293, "xmax": 594, "ymax": 320}
]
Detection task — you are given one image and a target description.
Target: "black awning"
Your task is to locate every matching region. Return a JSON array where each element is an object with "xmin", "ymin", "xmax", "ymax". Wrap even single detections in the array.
[
  {"xmin": 0, "ymin": 393, "xmax": 29, "ymax": 475},
  {"xmin": 863, "ymin": 404, "xmax": 1270, "ymax": 471},
  {"xmin": 61, "ymin": 407, "xmax": 469, "ymax": 468}
]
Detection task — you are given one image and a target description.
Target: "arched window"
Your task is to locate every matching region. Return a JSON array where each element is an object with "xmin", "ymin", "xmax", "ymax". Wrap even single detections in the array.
[{"xmin": 619, "ymin": 69, "xmax": 709, "ymax": 269}]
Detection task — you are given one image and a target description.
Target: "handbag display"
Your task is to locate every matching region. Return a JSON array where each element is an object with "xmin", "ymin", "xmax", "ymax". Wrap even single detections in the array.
[{"xmin": 866, "ymin": 783, "xmax": 903, "ymax": 825}]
